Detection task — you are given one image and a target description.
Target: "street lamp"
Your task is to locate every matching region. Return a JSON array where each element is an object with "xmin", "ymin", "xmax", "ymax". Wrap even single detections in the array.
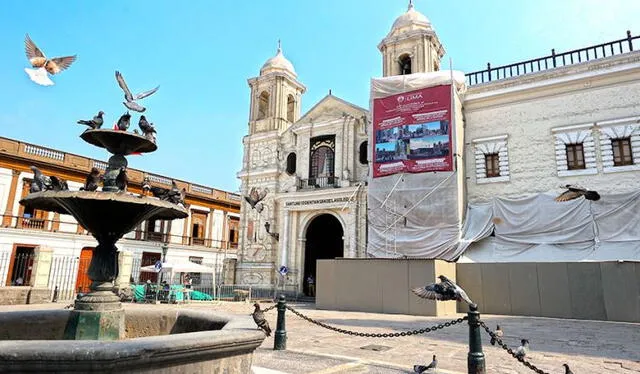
[{"xmin": 160, "ymin": 242, "xmax": 168, "ymax": 283}]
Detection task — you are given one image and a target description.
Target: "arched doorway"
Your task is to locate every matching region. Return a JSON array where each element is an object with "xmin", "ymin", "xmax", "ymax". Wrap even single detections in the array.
[{"xmin": 303, "ymin": 214, "xmax": 343, "ymax": 296}]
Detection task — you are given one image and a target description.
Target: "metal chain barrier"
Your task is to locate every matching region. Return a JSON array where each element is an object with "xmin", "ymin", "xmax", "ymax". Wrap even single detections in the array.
[
  {"xmin": 479, "ymin": 321, "xmax": 550, "ymax": 374},
  {"xmin": 261, "ymin": 304, "xmax": 277, "ymax": 313},
  {"xmin": 284, "ymin": 304, "xmax": 467, "ymax": 338}
]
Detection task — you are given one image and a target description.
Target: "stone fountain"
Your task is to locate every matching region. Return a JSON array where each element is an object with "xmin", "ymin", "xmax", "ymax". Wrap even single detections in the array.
[{"xmin": 0, "ymin": 105, "xmax": 265, "ymax": 372}]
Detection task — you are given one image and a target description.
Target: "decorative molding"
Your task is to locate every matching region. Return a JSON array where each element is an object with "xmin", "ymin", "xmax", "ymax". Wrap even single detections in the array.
[
  {"xmin": 551, "ymin": 123, "xmax": 594, "ymax": 133},
  {"xmin": 471, "ymin": 134, "xmax": 508, "ymax": 144},
  {"xmin": 553, "ymin": 126, "xmax": 597, "ymax": 176},
  {"xmin": 598, "ymin": 121, "xmax": 640, "ymax": 172},
  {"xmin": 473, "ymin": 135, "xmax": 510, "ymax": 184}
]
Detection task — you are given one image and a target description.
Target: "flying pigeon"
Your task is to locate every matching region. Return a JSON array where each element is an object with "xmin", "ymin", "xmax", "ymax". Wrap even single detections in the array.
[
  {"xmin": 77, "ymin": 111, "xmax": 104, "ymax": 130},
  {"xmin": 115, "ymin": 167, "xmax": 128, "ymax": 192},
  {"xmin": 413, "ymin": 355, "xmax": 437, "ymax": 373},
  {"xmin": 29, "ymin": 165, "xmax": 51, "ymax": 192},
  {"xmin": 514, "ymin": 339, "xmax": 530, "ymax": 359},
  {"xmin": 115, "ymin": 71, "xmax": 159, "ymax": 113},
  {"xmin": 80, "ymin": 167, "xmax": 102, "ymax": 191},
  {"xmin": 562, "ymin": 363, "xmax": 574, "ymax": 374},
  {"xmin": 555, "ymin": 185, "xmax": 600, "ymax": 202},
  {"xmin": 244, "ymin": 187, "xmax": 268, "ymax": 210},
  {"xmin": 49, "ymin": 176, "xmax": 69, "ymax": 191},
  {"xmin": 115, "ymin": 112, "xmax": 131, "ymax": 131},
  {"xmin": 24, "ymin": 34, "xmax": 77, "ymax": 86},
  {"xmin": 411, "ymin": 275, "xmax": 476, "ymax": 308},
  {"xmin": 252, "ymin": 302, "xmax": 272, "ymax": 337},
  {"xmin": 138, "ymin": 115, "xmax": 157, "ymax": 141},
  {"xmin": 490, "ymin": 325, "xmax": 503, "ymax": 346}
]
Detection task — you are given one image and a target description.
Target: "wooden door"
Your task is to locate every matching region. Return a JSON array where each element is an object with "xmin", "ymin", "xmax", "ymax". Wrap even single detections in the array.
[
  {"xmin": 75, "ymin": 247, "xmax": 93, "ymax": 293},
  {"xmin": 6, "ymin": 245, "xmax": 35, "ymax": 286},
  {"xmin": 139, "ymin": 252, "xmax": 162, "ymax": 283}
]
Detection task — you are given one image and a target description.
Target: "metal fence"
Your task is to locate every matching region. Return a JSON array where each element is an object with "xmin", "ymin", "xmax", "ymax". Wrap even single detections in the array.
[
  {"xmin": 47, "ymin": 256, "xmax": 91, "ymax": 301},
  {"xmin": 0, "ymin": 252, "xmax": 35, "ymax": 286}
]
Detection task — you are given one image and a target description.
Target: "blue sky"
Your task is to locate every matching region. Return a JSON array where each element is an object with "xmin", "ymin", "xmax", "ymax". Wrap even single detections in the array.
[{"xmin": 1, "ymin": 0, "xmax": 638, "ymax": 192}]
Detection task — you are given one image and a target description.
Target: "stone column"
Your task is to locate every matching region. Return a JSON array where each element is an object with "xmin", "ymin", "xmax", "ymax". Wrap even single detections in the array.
[
  {"xmin": 280, "ymin": 210, "xmax": 290, "ymax": 267},
  {"xmin": 29, "ymin": 246, "xmax": 53, "ymax": 288},
  {"xmin": 2, "ymin": 170, "xmax": 20, "ymax": 227},
  {"xmin": 348, "ymin": 208, "xmax": 357, "ymax": 258},
  {"xmin": 114, "ymin": 250, "xmax": 133, "ymax": 289}
]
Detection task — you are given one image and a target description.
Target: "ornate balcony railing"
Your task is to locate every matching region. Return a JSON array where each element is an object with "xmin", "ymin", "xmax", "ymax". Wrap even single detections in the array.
[
  {"xmin": 466, "ymin": 30, "xmax": 640, "ymax": 86},
  {"xmin": 297, "ymin": 176, "xmax": 340, "ymax": 190}
]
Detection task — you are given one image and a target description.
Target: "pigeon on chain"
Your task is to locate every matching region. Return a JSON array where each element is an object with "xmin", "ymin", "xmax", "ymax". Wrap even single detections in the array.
[
  {"xmin": 514, "ymin": 339, "xmax": 530, "ymax": 359},
  {"xmin": 77, "ymin": 111, "xmax": 104, "ymax": 130},
  {"xmin": 80, "ymin": 167, "xmax": 102, "ymax": 192},
  {"xmin": 411, "ymin": 275, "xmax": 476, "ymax": 308},
  {"xmin": 252, "ymin": 303, "xmax": 272, "ymax": 337},
  {"xmin": 115, "ymin": 71, "xmax": 159, "ymax": 113},
  {"xmin": 490, "ymin": 325, "xmax": 503, "ymax": 346},
  {"xmin": 24, "ymin": 34, "xmax": 77, "ymax": 86},
  {"xmin": 562, "ymin": 363, "xmax": 574, "ymax": 374},
  {"xmin": 413, "ymin": 354, "xmax": 437, "ymax": 373},
  {"xmin": 555, "ymin": 184, "xmax": 600, "ymax": 202}
]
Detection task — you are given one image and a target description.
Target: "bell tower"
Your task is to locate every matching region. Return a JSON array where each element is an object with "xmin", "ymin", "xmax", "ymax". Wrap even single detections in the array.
[
  {"xmin": 378, "ymin": 1, "xmax": 445, "ymax": 77},
  {"xmin": 247, "ymin": 41, "xmax": 306, "ymax": 134}
]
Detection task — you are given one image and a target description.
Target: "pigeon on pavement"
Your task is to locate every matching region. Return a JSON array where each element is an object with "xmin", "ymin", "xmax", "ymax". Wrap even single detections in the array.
[
  {"xmin": 514, "ymin": 339, "xmax": 530, "ymax": 359},
  {"xmin": 115, "ymin": 71, "xmax": 159, "ymax": 113},
  {"xmin": 555, "ymin": 185, "xmax": 600, "ymax": 202},
  {"xmin": 490, "ymin": 325, "xmax": 503, "ymax": 346},
  {"xmin": 252, "ymin": 303, "xmax": 272, "ymax": 337},
  {"xmin": 413, "ymin": 354, "xmax": 437, "ymax": 373},
  {"xmin": 411, "ymin": 275, "xmax": 476, "ymax": 308},
  {"xmin": 562, "ymin": 363, "xmax": 574, "ymax": 374},
  {"xmin": 24, "ymin": 34, "xmax": 77, "ymax": 86},
  {"xmin": 77, "ymin": 111, "xmax": 104, "ymax": 130}
]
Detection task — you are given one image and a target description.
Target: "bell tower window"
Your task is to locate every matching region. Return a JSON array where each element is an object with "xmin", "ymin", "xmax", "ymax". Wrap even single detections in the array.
[
  {"xmin": 257, "ymin": 91, "xmax": 270, "ymax": 120},
  {"xmin": 399, "ymin": 54, "xmax": 412, "ymax": 75},
  {"xmin": 287, "ymin": 94, "xmax": 295, "ymax": 122}
]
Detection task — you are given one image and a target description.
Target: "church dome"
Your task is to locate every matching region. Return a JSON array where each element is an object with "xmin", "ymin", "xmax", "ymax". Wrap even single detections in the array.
[
  {"xmin": 389, "ymin": 1, "xmax": 432, "ymax": 34},
  {"xmin": 260, "ymin": 42, "xmax": 296, "ymax": 77}
]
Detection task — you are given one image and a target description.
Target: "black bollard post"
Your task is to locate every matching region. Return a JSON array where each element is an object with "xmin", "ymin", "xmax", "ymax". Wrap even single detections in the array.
[
  {"xmin": 273, "ymin": 294, "xmax": 287, "ymax": 350},
  {"xmin": 52, "ymin": 286, "xmax": 59, "ymax": 303},
  {"xmin": 467, "ymin": 304, "xmax": 486, "ymax": 374}
]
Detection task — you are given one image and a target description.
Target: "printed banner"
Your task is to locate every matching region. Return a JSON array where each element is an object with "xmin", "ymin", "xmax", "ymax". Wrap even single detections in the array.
[{"xmin": 372, "ymin": 84, "xmax": 452, "ymax": 178}]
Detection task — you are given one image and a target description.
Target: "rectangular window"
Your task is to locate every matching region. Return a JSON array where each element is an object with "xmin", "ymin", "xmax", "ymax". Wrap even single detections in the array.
[
  {"xmin": 566, "ymin": 143, "xmax": 585, "ymax": 170},
  {"xmin": 612, "ymin": 137, "xmax": 634, "ymax": 166},
  {"xmin": 484, "ymin": 153, "xmax": 500, "ymax": 178}
]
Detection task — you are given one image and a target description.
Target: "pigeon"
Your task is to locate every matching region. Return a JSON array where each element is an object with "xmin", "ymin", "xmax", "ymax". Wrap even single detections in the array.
[
  {"xmin": 490, "ymin": 325, "xmax": 503, "ymax": 346},
  {"xmin": 29, "ymin": 165, "xmax": 51, "ymax": 192},
  {"xmin": 138, "ymin": 115, "xmax": 157, "ymax": 141},
  {"xmin": 77, "ymin": 111, "xmax": 104, "ymax": 130},
  {"xmin": 411, "ymin": 275, "xmax": 476, "ymax": 308},
  {"xmin": 80, "ymin": 167, "xmax": 102, "ymax": 191},
  {"xmin": 514, "ymin": 339, "xmax": 530, "ymax": 359},
  {"xmin": 562, "ymin": 363, "xmax": 574, "ymax": 374},
  {"xmin": 115, "ymin": 167, "xmax": 128, "ymax": 192},
  {"xmin": 244, "ymin": 187, "xmax": 268, "ymax": 210},
  {"xmin": 555, "ymin": 185, "xmax": 600, "ymax": 202},
  {"xmin": 115, "ymin": 71, "xmax": 159, "ymax": 113},
  {"xmin": 24, "ymin": 34, "xmax": 77, "ymax": 86},
  {"xmin": 115, "ymin": 112, "xmax": 131, "ymax": 131},
  {"xmin": 142, "ymin": 176, "xmax": 152, "ymax": 195},
  {"xmin": 150, "ymin": 185, "xmax": 170, "ymax": 199},
  {"xmin": 165, "ymin": 180, "xmax": 186, "ymax": 206},
  {"xmin": 252, "ymin": 303, "xmax": 271, "ymax": 337},
  {"xmin": 49, "ymin": 176, "xmax": 69, "ymax": 191},
  {"xmin": 413, "ymin": 355, "xmax": 437, "ymax": 373}
]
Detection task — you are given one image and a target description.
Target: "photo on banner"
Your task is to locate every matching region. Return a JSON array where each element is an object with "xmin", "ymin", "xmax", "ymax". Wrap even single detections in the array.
[{"xmin": 372, "ymin": 84, "xmax": 453, "ymax": 178}]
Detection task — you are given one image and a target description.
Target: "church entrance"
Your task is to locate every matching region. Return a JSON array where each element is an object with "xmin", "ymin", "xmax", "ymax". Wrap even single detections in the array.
[{"xmin": 303, "ymin": 214, "xmax": 343, "ymax": 296}]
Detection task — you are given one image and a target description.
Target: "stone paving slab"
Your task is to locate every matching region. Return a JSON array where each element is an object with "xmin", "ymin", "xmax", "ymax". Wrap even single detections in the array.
[{"xmin": 2, "ymin": 301, "xmax": 639, "ymax": 373}]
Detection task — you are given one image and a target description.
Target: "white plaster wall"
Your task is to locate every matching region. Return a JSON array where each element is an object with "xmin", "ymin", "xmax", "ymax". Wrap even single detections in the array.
[
  {"xmin": 0, "ymin": 168, "xmax": 12, "ymax": 216},
  {"xmin": 464, "ymin": 76, "xmax": 640, "ymax": 202}
]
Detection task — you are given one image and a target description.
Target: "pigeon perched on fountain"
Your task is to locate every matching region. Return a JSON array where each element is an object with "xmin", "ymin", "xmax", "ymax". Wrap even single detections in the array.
[
  {"xmin": 116, "ymin": 112, "xmax": 131, "ymax": 131},
  {"xmin": 165, "ymin": 180, "xmax": 186, "ymax": 206},
  {"xmin": 490, "ymin": 325, "xmax": 503, "ymax": 346},
  {"xmin": 138, "ymin": 115, "xmax": 157, "ymax": 142},
  {"xmin": 49, "ymin": 176, "xmax": 69, "ymax": 191},
  {"xmin": 514, "ymin": 339, "xmax": 530, "ymax": 359},
  {"xmin": 562, "ymin": 363, "xmax": 574, "ymax": 374},
  {"xmin": 115, "ymin": 71, "xmax": 159, "ymax": 113},
  {"xmin": 77, "ymin": 111, "xmax": 104, "ymax": 130},
  {"xmin": 141, "ymin": 176, "xmax": 152, "ymax": 196},
  {"xmin": 555, "ymin": 184, "xmax": 600, "ymax": 202},
  {"xmin": 413, "ymin": 354, "xmax": 437, "ymax": 373},
  {"xmin": 24, "ymin": 34, "xmax": 77, "ymax": 86},
  {"xmin": 252, "ymin": 303, "xmax": 271, "ymax": 337},
  {"xmin": 80, "ymin": 167, "xmax": 102, "ymax": 191},
  {"xmin": 29, "ymin": 166, "xmax": 51, "ymax": 192},
  {"xmin": 411, "ymin": 275, "xmax": 476, "ymax": 308},
  {"xmin": 115, "ymin": 167, "xmax": 128, "ymax": 192}
]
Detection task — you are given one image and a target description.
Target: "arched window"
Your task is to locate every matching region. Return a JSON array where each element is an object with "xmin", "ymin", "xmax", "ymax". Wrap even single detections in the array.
[
  {"xmin": 257, "ymin": 91, "xmax": 270, "ymax": 120},
  {"xmin": 359, "ymin": 141, "xmax": 368, "ymax": 165},
  {"xmin": 287, "ymin": 95, "xmax": 295, "ymax": 122},
  {"xmin": 399, "ymin": 54, "xmax": 412, "ymax": 75},
  {"xmin": 286, "ymin": 152, "xmax": 297, "ymax": 175}
]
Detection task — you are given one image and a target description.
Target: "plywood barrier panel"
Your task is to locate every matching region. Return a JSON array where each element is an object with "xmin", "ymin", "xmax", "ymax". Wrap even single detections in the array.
[
  {"xmin": 316, "ymin": 260, "xmax": 337, "ymax": 310},
  {"xmin": 600, "ymin": 262, "xmax": 639, "ymax": 323},
  {"xmin": 480, "ymin": 263, "xmax": 512, "ymax": 315},
  {"xmin": 334, "ymin": 259, "xmax": 382, "ymax": 313},
  {"xmin": 378, "ymin": 260, "xmax": 410, "ymax": 314},
  {"xmin": 567, "ymin": 263, "xmax": 607, "ymax": 321},
  {"xmin": 408, "ymin": 260, "xmax": 437, "ymax": 316},
  {"xmin": 508, "ymin": 263, "xmax": 541, "ymax": 316},
  {"xmin": 434, "ymin": 260, "xmax": 458, "ymax": 315},
  {"xmin": 536, "ymin": 263, "xmax": 572, "ymax": 319},
  {"xmin": 455, "ymin": 263, "xmax": 484, "ymax": 314}
]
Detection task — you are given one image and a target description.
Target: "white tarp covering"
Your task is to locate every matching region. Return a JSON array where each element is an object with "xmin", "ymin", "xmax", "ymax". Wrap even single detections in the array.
[
  {"xmin": 457, "ymin": 190, "xmax": 640, "ymax": 263},
  {"xmin": 367, "ymin": 71, "xmax": 467, "ymax": 260}
]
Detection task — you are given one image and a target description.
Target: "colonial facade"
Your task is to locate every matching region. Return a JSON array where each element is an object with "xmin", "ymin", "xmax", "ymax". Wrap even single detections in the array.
[
  {"xmin": 237, "ymin": 2, "xmax": 640, "ymax": 292},
  {"xmin": 0, "ymin": 136, "xmax": 240, "ymax": 293}
]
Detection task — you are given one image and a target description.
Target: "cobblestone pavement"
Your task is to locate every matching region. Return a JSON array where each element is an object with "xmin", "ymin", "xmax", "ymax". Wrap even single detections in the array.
[{"xmin": 1, "ymin": 301, "xmax": 638, "ymax": 373}]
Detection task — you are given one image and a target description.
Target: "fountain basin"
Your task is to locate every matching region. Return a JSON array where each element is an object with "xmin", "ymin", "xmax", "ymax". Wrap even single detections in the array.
[
  {"xmin": 80, "ymin": 129, "xmax": 157, "ymax": 155},
  {"xmin": 0, "ymin": 308, "xmax": 265, "ymax": 373}
]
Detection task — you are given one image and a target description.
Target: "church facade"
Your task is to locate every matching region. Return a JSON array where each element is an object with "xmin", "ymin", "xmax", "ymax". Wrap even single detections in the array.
[{"xmin": 237, "ymin": 2, "xmax": 640, "ymax": 292}]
